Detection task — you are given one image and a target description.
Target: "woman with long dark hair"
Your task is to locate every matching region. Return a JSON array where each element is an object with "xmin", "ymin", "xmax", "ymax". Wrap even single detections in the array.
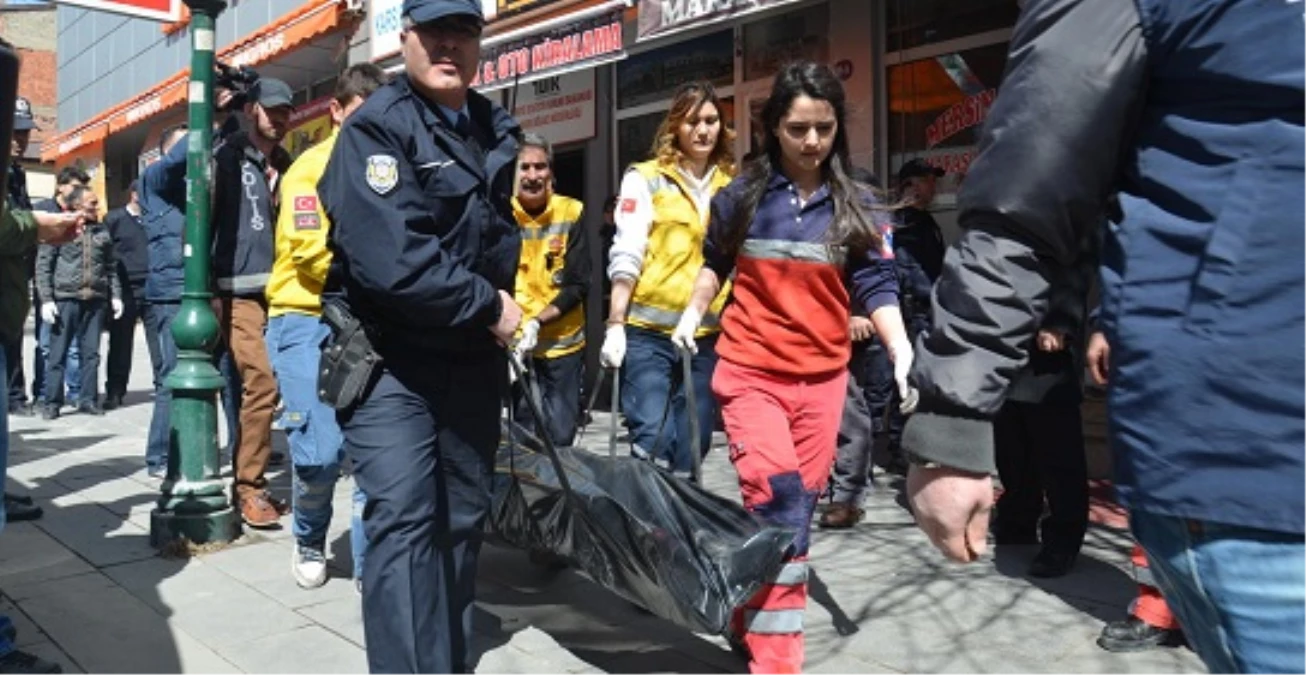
[
  {"xmin": 673, "ymin": 62, "xmax": 914, "ymax": 673},
  {"xmin": 602, "ymin": 81, "xmax": 736, "ymax": 479}
]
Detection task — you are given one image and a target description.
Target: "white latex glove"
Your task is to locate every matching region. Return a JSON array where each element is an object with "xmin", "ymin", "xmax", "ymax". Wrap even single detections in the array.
[
  {"xmin": 888, "ymin": 337, "xmax": 919, "ymax": 414},
  {"xmin": 40, "ymin": 302, "xmax": 59, "ymax": 325},
  {"xmin": 600, "ymin": 323, "xmax": 626, "ymax": 368},
  {"xmin": 111, "ymin": 298, "xmax": 124, "ymax": 320},
  {"xmin": 670, "ymin": 307, "xmax": 701, "ymax": 354},
  {"xmin": 514, "ymin": 318, "xmax": 540, "ymax": 359}
]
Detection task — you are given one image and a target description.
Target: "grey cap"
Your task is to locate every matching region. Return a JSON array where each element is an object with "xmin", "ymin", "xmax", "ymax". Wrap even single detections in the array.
[
  {"xmin": 251, "ymin": 78, "xmax": 294, "ymax": 109},
  {"xmin": 402, "ymin": 0, "xmax": 483, "ymax": 25},
  {"xmin": 13, "ymin": 96, "xmax": 36, "ymax": 131}
]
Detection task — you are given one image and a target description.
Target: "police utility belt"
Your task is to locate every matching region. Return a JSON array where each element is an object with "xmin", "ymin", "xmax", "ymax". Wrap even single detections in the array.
[{"xmin": 318, "ymin": 301, "xmax": 382, "ymax": 411}]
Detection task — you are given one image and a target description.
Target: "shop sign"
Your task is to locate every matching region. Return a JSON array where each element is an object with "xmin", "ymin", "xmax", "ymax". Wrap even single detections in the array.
[
  {"xmin": 281, "ymin": 96, "xmax": 335, "ymax": 160},
  {"xmin": 637, "ymin": 0, "xmax": 802, "ymax": 42},
  {"xmin": 495, "ymin": 0, "xmax": 566, "ymax": 19},
  {"xmin": 230, "ymin": 31, "xmax": 288, "ymax": 68},
  {"xmin": 511, "ymin": 70, "xmax": 596, "ymax": 146},
  {"xmin": 472, "ymin": 9, "xmax": 623, "ymax": 88},
  {"xmin": 924, "ymin": 88, "xmax": 996, "ymax": 149},
  {"xmin": 371, "ymin": 0, "xmax": 498, "ymax": 62}
]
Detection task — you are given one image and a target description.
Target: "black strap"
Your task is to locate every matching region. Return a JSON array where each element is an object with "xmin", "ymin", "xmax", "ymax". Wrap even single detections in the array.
[{"xmin": 508, "ymin": 353, "xmax": 575, "ymax": 498}]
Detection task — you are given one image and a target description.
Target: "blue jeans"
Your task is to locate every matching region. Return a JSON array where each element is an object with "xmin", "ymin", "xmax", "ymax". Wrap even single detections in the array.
[
  {"xmin": 0, "ymin": 345, "xmax": 15, "ymax": 658},
  {"xmin": 33, "ymin": 309, "xmax": 80, "ymax": 404},
  {"xmin": 1132, "ymin": 510, "xmax": 1305, "ymax": 673},
  {"xmin": 143, "ymin": 302, "xmax": 180, "ymax": 471},
  {"xmin": 620, "ymin": 326, "xmax": 718, "ymax": 477},
  {"xmin": 266, "ymin": 313, "xmax": 365, "ymax": 576}
]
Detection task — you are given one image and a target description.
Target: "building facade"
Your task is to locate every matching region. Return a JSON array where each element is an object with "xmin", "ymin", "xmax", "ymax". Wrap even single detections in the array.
[
  {"xmin": 47, "ymin": 0, "xmax": 1019, "ymax": 391},
  {"xmin": 1, "ymin": 1, "xmax": 59, "ymax": 198}
]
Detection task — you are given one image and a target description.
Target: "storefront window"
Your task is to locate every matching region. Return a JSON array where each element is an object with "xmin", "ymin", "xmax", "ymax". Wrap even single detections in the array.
[
  {"xmin": 740, "ymin": 3, "xmax": 830, "ymax": 83},
  {"xmin": 616, "ymin": 30, "xmax": 733, "ymax": 110},
  {"xmin": 885, "ymin": 0, "xmax": 1019, "ymax": 52},
  {"xmin": 886, "ymin": 42, "xmax": 1008, "ymax": 196}
]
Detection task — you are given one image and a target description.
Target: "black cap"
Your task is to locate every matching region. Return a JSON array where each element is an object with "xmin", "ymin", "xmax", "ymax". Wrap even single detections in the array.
[
  {"xmin": 13, "ymin": 96, "xmax": 36, "ymax": 131},
  {"xmin": 251, "ymin": 78, "xmax": 294, "ymax": 109},
  {"xmin": 403, "ymin": 0, "xmax": 483, "ymax": 25},
  {"xmin": 897, "ymin": 158, "xmax": 944, "ymax": 182}
]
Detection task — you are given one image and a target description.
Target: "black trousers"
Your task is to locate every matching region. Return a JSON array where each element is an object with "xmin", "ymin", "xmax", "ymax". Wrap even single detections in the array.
[
  {"xmin": 512, "ymin": 349, "xmax": 583, "ymax": 448},
  {"xmin": 4, "ymin": 336, "xmax": 25, "ymax": 407},
  {"xmin": 106, "ymin": 280, "xmax": 157, "ymax": 399},
  {"xmin": 46, "ymin": 299, "xmax": 105, "ymax": 407},
  {"xmin": 340, "ymin": 352, "xmax": 505, "ymax": 673},
  {"xmin": 993, "ymin": 400, "xmax": 1089, "ymax": 553}
]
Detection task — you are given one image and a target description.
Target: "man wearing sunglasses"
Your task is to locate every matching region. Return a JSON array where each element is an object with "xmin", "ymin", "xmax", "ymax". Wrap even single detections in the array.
[{"xmin": 317, "ymin": 0, "xmax": 524, "ymax": 671}]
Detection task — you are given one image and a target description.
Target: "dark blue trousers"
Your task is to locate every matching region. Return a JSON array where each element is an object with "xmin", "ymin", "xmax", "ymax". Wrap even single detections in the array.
[{"xmin": 340, "ymin": 353, "xmax": 505, "ymax": 673}]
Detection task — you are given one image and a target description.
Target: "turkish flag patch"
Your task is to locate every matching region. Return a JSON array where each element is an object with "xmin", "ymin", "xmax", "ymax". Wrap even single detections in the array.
[
  {"xmin": 620, "ymin": 198, "xmax": 637, "ymax": 214},
  {"xmin": 295, "ymin": 213, "xmax": 321, "ymax": 230},
  {"xmin": 293, "ymin": 195, "xmax": 317, "ymax": 212}
]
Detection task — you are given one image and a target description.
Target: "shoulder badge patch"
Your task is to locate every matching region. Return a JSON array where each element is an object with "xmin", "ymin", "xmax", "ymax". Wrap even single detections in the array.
[{"xmin": 365, "ymin": 155, "xmax": 399, "ymax": 195}]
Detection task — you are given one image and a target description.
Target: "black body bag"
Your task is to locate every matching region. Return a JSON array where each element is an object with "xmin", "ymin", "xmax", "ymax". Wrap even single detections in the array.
[{"xmin": 490, "ymin": 360, "xmax": 795, "ymax": 636}]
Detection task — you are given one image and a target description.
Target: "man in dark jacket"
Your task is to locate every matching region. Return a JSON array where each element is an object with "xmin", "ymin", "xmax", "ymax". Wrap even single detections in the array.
[
  {"xmin": 138, "ymin": 124, "xmax": 188, "ymax": 478},
  {"xmin": 5, "ymin": 97, "xmax": 34, "ymax": 418},
  {"xmin": 902, "ymin": 1, "xmax": 1303, "ymax": 672},
  {"xmin": 210, "ymin": 77, "xmax": 294, "ymax": 527},
  {"xmin": 102, "ymin": 180, "xmax": 156, "ymax": 409},
  {"xmin": 317, "ymin": 0, "xmax": 523, "ymax": 669},
  {"xmin": 34, "ymin": 186, "xmax": 121, "ymax": 418},
  {"xmin": 991, "ymin": 249, "xmax": 1093, "ymax": 578},
  {"xmin": 31, "ymin": 166, "xmax": 89, "ymax": 409}
]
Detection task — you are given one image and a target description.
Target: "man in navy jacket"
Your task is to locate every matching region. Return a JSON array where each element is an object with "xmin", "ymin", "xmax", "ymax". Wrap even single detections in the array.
[{"xmin": 902, "ymin": 1, "xmax": 1303, "ymax": 672}]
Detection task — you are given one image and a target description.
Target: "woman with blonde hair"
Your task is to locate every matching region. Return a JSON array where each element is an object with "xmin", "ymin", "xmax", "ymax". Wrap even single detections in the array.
[
  {"xmin": 674, "ymin": 61, "xmax": 913, "ymax": 672},
  {"xmin": 602, "ymin": 81, "xmax": 735, "ymax": 480}
]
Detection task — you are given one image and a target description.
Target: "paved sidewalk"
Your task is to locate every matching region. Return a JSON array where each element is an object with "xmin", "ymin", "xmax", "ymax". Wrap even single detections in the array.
[{"xmin": 0, "ymin": 325, "xmax": 1204, "ymax": 673}]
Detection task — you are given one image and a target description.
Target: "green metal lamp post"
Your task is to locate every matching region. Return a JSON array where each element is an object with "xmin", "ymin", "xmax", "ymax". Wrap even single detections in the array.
[{"xmin": 149, "ymin": 0, "xmax": 241, "ymax": 548}]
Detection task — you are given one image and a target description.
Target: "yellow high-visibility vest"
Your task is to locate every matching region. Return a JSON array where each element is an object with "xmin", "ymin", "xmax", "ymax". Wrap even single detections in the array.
[
  {"xmin": 625, "ymin": 159, "xmax": 732, "ymax": 336},
  {"xmin": 513, "ymin": 193, "xmax": 586, "ymax": 358}
]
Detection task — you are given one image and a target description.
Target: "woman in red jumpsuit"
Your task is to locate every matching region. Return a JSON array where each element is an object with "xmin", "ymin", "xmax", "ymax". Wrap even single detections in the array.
[{"xmin": 672, "ymin": 61, "xmax": 915, "ymax": 673}]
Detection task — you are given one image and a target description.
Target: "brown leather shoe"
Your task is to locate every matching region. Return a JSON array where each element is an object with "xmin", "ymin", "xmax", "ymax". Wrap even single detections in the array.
[
  {"xmin": 818, "ymin": 502, "xmax": 864, "ymax": 529},
  {"xmin": 240, "ymin": 493, "xmax": 282, "ymax": 528}
]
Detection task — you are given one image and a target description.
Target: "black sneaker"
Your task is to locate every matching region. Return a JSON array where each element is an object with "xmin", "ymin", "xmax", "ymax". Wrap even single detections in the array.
[
  {"xmin": 3, "ymin": 497, "xmax": 43, "ymax": 523},
  {"xmin": 0, "ymin": 648, "xmax": 62, "ymax": 673},
  {"xmin": 38, "ymin": 405, "xmax": 58, "ymax": 421},
  {"xmin": 7, "ymin": 403, "xmax": 32, "ymax": 417},
  {"xmin": 101, "ymin": 395, "xmax": 122, "ymax": 411},
  {"xmin": 4, "ymin": 494, "xmax": 32, "ymax": 507},
  {"xmin": 76, "ymin": 403, "xmax": 104, "ymax": 416},
  {"xmin": 1097, "ymin": 616, "xmax": 1184, "ymax": 652}
]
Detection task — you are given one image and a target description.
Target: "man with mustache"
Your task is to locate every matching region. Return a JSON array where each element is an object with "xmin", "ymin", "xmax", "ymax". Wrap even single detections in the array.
[
  {"xmin": 510, "ymin": 132, "xmax": 590, "ymax": 448},
  {"xmin": 316, "ymin": 0, "xmax": 524, "ymax": 670}
]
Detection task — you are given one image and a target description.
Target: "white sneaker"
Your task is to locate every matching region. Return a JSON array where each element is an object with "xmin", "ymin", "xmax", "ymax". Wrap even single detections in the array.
[{"xmin": 291, "ymin": 543, "xmax": 328, "ymax": 589}]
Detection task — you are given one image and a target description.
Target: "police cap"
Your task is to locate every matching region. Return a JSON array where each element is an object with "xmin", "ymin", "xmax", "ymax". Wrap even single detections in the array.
[{"xmin": 403, "ymin": 0, "xmax": 484, "ymax": 26}]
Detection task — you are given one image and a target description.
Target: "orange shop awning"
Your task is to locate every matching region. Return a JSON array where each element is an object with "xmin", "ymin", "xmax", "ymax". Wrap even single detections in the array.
[{"xmin": 43, "ymin": 0, "xmax": 355, "ymax": 162}]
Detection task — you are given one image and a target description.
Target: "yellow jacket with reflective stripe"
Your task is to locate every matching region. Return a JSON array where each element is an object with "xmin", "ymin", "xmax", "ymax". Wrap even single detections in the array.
[
  {"xmin": 627, "ymin": 160, "xmax": 731, "ymax": 336},
  {"xmin": 267, "ymin": 129, "xmax": 336, "ymax": 317},
  {"xmin": 513, "ymin": 194, "xmax": 586, "ymax": 358}
]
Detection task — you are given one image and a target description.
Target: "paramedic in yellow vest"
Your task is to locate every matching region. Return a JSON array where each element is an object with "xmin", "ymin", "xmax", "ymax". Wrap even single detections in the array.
[
  {"xmin": 265, "ymin": 63, "xmax": 389, "ymax": 591},
  {"xmin": 511, "ymin": 132, "xmax": 591, "ymax": 447},
  {"xmin": 602, "ymin": 81, "xmax": 735, "ymax": 480}
]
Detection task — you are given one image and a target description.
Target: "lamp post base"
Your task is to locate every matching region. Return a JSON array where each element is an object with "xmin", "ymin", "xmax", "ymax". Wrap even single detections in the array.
[{"xmin": 150, "ymin": 507, "xmax": 241, "ymax": 549}]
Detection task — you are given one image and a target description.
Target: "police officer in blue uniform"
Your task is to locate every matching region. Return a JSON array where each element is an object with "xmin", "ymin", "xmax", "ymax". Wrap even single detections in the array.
[{"xmin": 316, "ymin": 0, "xmax": 523, "ymax": 671}]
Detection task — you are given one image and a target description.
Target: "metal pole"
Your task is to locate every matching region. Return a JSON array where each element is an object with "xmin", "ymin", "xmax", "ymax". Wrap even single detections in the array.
[{"xmin": 150, "ymin": 0, "xmax": 239, "ymax": 548}]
